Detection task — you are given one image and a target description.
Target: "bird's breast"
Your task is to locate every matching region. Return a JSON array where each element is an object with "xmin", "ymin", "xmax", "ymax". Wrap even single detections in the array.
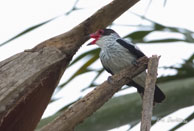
[{"xmin": 100, "ymin": 48, "xmax": 136, "ymax": 74}]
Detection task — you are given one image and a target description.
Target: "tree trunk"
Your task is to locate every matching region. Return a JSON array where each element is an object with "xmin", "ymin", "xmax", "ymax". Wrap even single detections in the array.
[{"xmin": 0, "ymin": 47, "xmax": 67, "ymax": 131}]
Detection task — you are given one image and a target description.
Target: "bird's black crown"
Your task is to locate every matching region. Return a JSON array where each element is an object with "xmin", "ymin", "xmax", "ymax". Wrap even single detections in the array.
[{"xmin": 102, "ymin": 29, "xmax": 116, "ymax": 36}]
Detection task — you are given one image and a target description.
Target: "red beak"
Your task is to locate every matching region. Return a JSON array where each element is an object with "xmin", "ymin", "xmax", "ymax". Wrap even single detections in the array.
[
  {"xmin": 90, "ymin": 33, "xmax": 99, "ymax": 39},
  {"xmin": 87, "ymin": 32, "xmax": 100, "ymax": 46}
]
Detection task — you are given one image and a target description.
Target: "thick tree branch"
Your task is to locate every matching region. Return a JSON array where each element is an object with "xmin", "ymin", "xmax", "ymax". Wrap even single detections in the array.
[
  {"xmin": 0, "ymin": 47, "xmax": 66, "ymax": 131},
  {"xmin": 140, "ymin": 55, "xmax": 160, "ymax": 131},
  {"xmin": 0, "ymin": 0, "xmax": 140, "ymax": 131},
  {"xmin": 40, "ymin": 57, "xmax": 148, "ymax": 131}
]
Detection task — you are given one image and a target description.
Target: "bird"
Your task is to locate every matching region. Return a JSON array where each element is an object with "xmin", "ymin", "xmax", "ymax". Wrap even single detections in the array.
[{"xmin": 88, "ymin": 28, "xmax": 165, "ymax": 103}]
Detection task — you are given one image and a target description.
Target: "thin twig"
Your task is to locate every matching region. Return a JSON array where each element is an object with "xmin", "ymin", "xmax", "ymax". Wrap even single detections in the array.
[{"xmin": 140, "ymin": 55, "xmax": 160, "ymax": 131}]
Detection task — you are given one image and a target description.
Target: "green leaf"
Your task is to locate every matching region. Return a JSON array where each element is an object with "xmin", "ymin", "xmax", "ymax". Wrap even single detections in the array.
[
  {"xmin": 125, "ymin": 30, "xmax": 153, "ymax": 40},
  {"xmin": 169, "ymin": 112, "xmax": 194, "ymax": 131},
  {"xmin": 49, "ymin": 97, "xmax": 61, "ymax": 103},
  {"xmin": 65, "ymin": 0, "xmax": 80, "ymax": 15},
  {"xmin": 145, "ymin": 38, "xmax": 186, "ymax": 43},
  {"xmin": 0, "ymin": 17, "xmax": 57, "ymax": 47},
  {"xmin": 184, "ymin": 32, "xmax": 194, "ymax": 42},
  {"xmin": 153, "ymin": 23, "xmax": 166, "ymax": 30},
  {"xmin": 158, "ymin": 54, "xmax": 194, "ymax": 83},
  {"xmin": 69, "ymin": 48, "xmax": 100, "ymax": 66}
]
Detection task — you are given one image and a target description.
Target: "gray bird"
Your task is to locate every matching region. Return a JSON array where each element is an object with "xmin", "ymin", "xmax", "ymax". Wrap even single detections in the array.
[{"xmin": 88, "ymin": 29, "xmax": 165, "ymax": 103}]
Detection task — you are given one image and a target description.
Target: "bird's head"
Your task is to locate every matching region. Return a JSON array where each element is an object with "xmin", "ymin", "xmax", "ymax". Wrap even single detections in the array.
[{"xmin": 88, "ymin": 29, "xmax": 120, "ymax": 48}]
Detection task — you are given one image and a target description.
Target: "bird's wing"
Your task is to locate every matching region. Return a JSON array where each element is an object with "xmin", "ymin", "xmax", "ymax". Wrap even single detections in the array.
[
  {"xmin": 100, "ymin": 59, "xmax": 114, "ymax": 75},
  {"xmin": 116, "ymin": 39, "xmax": 145, "ymax": 58}
]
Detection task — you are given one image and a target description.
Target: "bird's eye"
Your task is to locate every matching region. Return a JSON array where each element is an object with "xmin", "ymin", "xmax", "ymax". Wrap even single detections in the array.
[{"xmin": 98, "ymin": 30, "xmax": 104, "ymax": 34}]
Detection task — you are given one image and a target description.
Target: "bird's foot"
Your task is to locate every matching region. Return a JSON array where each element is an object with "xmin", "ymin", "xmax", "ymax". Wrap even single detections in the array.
[
  {"xmin": 153, "ymin": 102, "xmax": 156, "ymax": 107},
  {"xmin": 140, "ymin": 92, "xmax": 144, "ymax": 99},
  {"xmin": 132, "ymin": 60, "xmax": 138, "ymax": 66},
  {"xmin": 108, "ymin": 76, "xmax": 114, "ymax": 84}
]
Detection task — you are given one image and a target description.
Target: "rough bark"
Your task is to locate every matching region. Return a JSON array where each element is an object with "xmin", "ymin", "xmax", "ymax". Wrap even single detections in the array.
[
  {"xmin": 140, "ymin": 55, "xmax": 160, "ymax": 131},
  {"xmin": 0, "ymin": 47, "xmax": 67, "ymax": 131},
  {"xmin": 0, "ymin": 0, "xmax": 139, "ymax": 130}
]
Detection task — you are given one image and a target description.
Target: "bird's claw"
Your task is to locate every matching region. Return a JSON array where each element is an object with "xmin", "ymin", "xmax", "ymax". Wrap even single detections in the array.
[
  {"xmin": 140, "ymin": 92, "xmax": 144, "ymax": 99},
  {"xmin": 132, "ymin": 60, "xmax": 138, "ymax": 66},
  {"xmin": 153, "ymin": 102, "xmax": 156, "ymax": 106},
  {"xmin": 108, "ymin": 76, "xmax": 114, "ymax": 84}
]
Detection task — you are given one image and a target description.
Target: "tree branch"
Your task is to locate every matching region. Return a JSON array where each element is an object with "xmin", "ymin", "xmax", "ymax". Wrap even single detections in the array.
[
  {"xmin": 140, "ymin": 55, "xmax": 160, "ymax": 131},
  {"xmin": 40, "ymin": 57, "xmax": 148, "ymax": 131}
]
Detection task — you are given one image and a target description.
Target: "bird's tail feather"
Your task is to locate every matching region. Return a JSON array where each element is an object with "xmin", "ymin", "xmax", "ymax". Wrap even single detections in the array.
[
  {"xmin": 128, "ymin": 82, "xmax": 165, "ymax": 103},
  {"xmin": 154, "ymin": 85, "xmax": 166, "ymax": 103}
]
